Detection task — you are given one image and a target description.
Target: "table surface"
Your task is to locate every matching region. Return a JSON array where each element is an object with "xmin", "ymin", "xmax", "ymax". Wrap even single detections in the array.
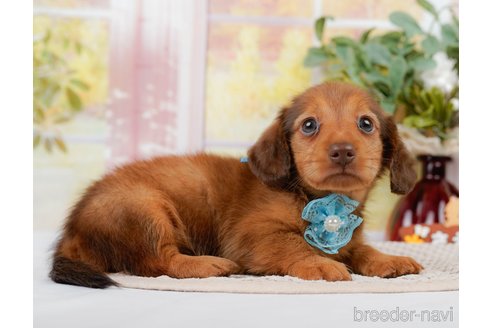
[{"xmin": 34, "ymin": 231, "xmax": 458, "ymax": 328}]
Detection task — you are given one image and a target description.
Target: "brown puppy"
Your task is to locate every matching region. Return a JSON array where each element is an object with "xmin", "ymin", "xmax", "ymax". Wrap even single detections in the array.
[{"xmin": 50, "ymin": 82, "xmax": 422, "ymax": 288}]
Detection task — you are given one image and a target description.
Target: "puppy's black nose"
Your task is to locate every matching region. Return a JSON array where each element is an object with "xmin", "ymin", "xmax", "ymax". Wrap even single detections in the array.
[{"xmin": 329, "ymin": 143, "xmax": 356, "ymax": 166}]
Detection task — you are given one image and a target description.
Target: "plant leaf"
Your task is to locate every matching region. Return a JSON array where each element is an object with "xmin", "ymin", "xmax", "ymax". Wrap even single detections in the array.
[
  {"xmin": 452, "ymin": 13, "xmax": 459, "ymax": 27},
  {"xmin": 54, "ymin": 137, "xmax": 67, "ymax": 153},
  {"xmin": 332, "ymin": 36, "xmax": 358, "ymax": 47},
  {"xmin": 33, "ymin": 134, "xmax": 41, "ymax": 148},
  {"xmin": 43, "ymin": 30, "xmax": 52, "ymax": 43},
  {"xmin": 42, "ymin": 83, "xmax": 61, "ymax": 107},
  {"xmin": 389, "ymin": 56, "xmax": 407, "ymax": 92},
  {"xmin": 304, "ymin": 47, "xmax": 329, "ymax": 67},
  {"xmin": 363, "ymin": 71, "xmax": 390, "ymax": 86},
  {"xmin": 389, "ymin": 11, "xmax": 423, "ymax": 37},
  {"xmin": 54, "ymin": 116, "xmax": 72, "ymax": 124},
  {"xmin": 421, "ymin": 35, "xmax": 440, "ymax": 56},
  {"xmin": 403, "ymin": 115, "xmax": 439, "ymax": 129},
  {"xmin": 399, "ymin": 42, "xmax": 415, "ymax": 56},
  {"xmin": 380, "ymin": 31, "xmax": 404, "ymax": 43},
  {"xmin": 65, "ymin": 87, "xmax": 82, "ymax": 111},
  {"xmin": 441, "ymin": 23, "xmax": 458, "ymax": 46},
  {"xmin": 380, "ymin": 99, "xmax": 396, "ymax": 114},
  {"xmin": 334, "ymin": 45, "xmax": 361, "ymax": 84},
  {"xmin": 34, "ymin": 107, "xmax": 45, "ymax": 122},
  {"xmin": 44, "ymin": 138, "xmax": 53, "ymax": 153},
  {"xmin": 364, "ymin": 43, "xmax": 392, "ymax": 66},
  {"xmin": 374, "ymin": 81, "xmax": 392, "ymax": 97},
  {"xmin": 359, "ymin": 28, "xmax": 375, "ymax": 44},
  {"xmin": 314, "ymin": 16, "xmax": 334, "ymax": 42},
  {"xmin": 448, "ymin": 85, "xmax": 459, "ymax": 101},
  {"xmin": 416, "ymin": 0, "xmax": 439, "ymax": 19},
  {"xmin": 70, "ymin": 79, "xmax": 90, "ymax": 91},
  {"xmin": 410, "ymin": 57, "xmax": 437, "ymax": 71},
  {"xmin": 75, "ymin": 41, "xmax": 83, "ymax": 54},
  {"xmin": 446, "ymin": 45, "xmax": 459, "ymax": 71},
  {"xmin": 355, "ymin": 48, "xmax": 371, "ymax": 70}
]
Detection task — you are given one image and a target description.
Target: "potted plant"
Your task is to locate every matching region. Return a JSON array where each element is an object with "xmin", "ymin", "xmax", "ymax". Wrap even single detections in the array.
[{"xmin": 304, "ymin": 0, "xmax": 459, "ymax": 241}]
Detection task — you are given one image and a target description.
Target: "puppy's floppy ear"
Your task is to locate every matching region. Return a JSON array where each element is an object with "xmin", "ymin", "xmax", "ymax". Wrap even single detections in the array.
[
  {"xmin": 381, "ymin": 115, "xmax": 417, "ymax": 195},
  {"xmin": 247, "ymin": 114, "xmax": 292, "ymax": 188}
]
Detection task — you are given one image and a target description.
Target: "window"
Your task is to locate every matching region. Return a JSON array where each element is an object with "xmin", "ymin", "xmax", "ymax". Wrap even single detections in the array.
[
  {"xmin": 34, "ymin": 1, "xmax": 110, "ymax": 229},
  {"xmin": 204, "ymin": 0, "xmax": 427, "ymax": 155},
  {"xmin": 34, "ymin": 0, "xmax": 207, "ymax": 229},
  {"xmin": 34, "ymin": 0, "xmax": 456, "ymax": 236}
]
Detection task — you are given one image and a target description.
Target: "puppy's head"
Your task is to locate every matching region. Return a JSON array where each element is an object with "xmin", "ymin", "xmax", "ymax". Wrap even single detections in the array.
[{"xmin": 247, "ymin": 82, "xmax": 416, "ymax": 196}]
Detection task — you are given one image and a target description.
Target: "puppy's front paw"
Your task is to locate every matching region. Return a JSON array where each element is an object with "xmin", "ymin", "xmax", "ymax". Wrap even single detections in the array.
[
  {"xmin": 357, "ymin": 254, "xmax": 423, "ymax": 278},
  {"xmin": 168, "ymin": 255, "xmax": 241, "ymax": 278},
  {"xmin": 288, "ymin": 257, "xmax": 352, "ymax": 282}
]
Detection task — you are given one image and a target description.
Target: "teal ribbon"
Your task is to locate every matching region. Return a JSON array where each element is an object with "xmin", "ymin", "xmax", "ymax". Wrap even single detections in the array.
[{"xmin": 302, "ymin": 194, "xmax": 363, "ymax": 254}]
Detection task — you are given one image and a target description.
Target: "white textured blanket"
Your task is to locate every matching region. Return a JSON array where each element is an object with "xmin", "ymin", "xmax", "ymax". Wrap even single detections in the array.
[{"xmin": 110, "ymin": 242, "xmax": 458, "ymax": 294}]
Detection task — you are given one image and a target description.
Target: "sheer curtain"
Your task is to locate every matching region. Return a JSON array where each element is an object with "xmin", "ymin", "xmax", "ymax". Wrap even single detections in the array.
[{"xmin": 108, "ymin": 0, "xmax": 207, "ymax": 168}]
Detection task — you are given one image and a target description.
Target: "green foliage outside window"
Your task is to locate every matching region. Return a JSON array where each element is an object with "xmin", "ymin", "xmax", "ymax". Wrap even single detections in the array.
[{"xmin": 33, "ymin": 17, "xmax": 108, "ymax": 152}]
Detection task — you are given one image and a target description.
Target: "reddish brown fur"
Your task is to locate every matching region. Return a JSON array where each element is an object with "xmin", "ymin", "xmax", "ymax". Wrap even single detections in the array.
[{"xmin": 51, "ymin": 82, "xmax": 422, "ymax": 288}]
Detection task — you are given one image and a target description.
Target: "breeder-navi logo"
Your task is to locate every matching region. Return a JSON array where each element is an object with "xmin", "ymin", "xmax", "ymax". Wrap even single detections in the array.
[{"xmin": 353, "ymin": 306, "xmax": 454, "ymax": 322}]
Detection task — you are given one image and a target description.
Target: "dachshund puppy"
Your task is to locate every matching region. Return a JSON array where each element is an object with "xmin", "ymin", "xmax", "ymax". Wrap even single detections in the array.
[{"xmin": 51, "ymin": 82, "xmax": 422, "ymax": 288}]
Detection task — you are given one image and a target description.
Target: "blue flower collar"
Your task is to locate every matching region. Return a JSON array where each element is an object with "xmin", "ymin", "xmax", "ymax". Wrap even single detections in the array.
[{"xmin": 302, "ymin": 194, "xmax": 363, "ymax": 254}]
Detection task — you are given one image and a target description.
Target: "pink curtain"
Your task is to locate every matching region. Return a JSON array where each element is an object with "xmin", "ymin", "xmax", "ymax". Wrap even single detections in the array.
[{"xmin": 107, "ymin": 0, "xmax": 208, "ymax": 168}]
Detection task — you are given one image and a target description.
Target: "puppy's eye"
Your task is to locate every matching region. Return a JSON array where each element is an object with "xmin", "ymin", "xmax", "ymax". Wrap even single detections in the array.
[
  {"xmin": 301, "ymin": 118, "xmax": 319, "ymax": 136},
  {"xmin": 358, "ymin": 116, "xmax": 374, "ymax": 133}
]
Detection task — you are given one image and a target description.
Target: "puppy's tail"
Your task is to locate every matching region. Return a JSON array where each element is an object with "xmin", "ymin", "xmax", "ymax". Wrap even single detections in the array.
[{"xmin": 50, "ymin": 255, "xmax": 117, "ymax": 289}]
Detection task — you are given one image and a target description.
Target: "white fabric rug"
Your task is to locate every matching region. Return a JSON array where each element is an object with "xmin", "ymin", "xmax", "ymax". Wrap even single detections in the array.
[{"xmin": 110, "ymin": 242, "xmax": 458, "ymax": 294}]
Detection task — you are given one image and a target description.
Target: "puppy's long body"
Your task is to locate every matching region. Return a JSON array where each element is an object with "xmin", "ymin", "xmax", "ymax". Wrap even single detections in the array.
[{"xmin": 51, "ymin": 82, "xmax": 422, "ymax": 288}]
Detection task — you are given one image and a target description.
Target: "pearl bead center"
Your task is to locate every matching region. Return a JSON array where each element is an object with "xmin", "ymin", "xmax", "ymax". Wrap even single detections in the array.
[{"xmin": 324, "ymin": 215, "xmax": 342, "ymax": 232}]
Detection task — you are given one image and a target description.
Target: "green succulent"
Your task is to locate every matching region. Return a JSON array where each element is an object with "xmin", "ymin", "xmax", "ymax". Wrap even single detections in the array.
[{"xmin": 400, "ymin": 84, "xmax": 458, "ymax": 140}]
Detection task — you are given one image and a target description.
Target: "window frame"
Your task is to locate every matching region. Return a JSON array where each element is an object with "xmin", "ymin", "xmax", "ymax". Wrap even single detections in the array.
[{"xmin": 34, "ymin": 0, "xmax": 452, "ymax": 153}]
